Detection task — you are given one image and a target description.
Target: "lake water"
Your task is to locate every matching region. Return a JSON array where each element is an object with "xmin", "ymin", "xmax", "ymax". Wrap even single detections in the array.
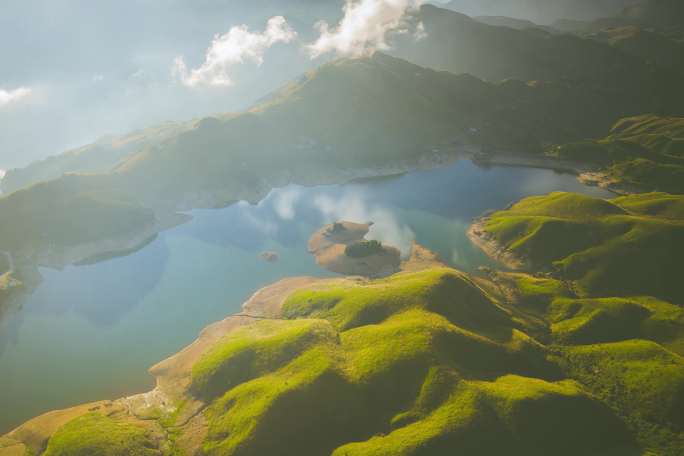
[{"xmin": 0, "ymin": 160, "xmax": 611, "ymax": 432}]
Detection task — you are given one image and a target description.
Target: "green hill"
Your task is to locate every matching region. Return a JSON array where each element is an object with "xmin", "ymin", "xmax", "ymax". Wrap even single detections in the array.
[
  {"xmin": 549, "ymin": 115, "xmax": 684, "ymax": 193},
  {"xmin": 473, "ymin": 192, "xmax": 684, "ymax": 303},
  {"xmin": 7, "ymin": 266, "xmax": 684, "ymax": 455}
]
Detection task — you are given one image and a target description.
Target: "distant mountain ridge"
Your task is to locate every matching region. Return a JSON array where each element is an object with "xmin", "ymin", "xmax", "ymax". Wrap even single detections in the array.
[
  {"xmin": 441, "ymin": 0, "xmax": 632, "ymax": 23},
  {"xmin": 2, "ymin": 4, "xmax": 684, "ymax": 270},
  {"xmin": 0, "ymin": 52, "xmax": 654, "ymax": 268},
  {"xmin": 7, "ymin": 3, "xmax": 684, "ymax": 197}
]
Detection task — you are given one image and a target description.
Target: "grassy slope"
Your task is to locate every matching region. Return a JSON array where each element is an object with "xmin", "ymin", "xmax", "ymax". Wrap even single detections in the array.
[
  {"xmin": 42, "ymin": 413, "xmax": 161, "ymax": 456},
  {"xmin": 17, "ymin": 267, "xmax": 684, "ymax": 455},
  {"xmin": 500, "ymin": 273, "xmax": 684, "ymax": 353},
  {"xmin": 193, "ymin": 269, "xmax": 634, "ymax": 456},
  {"xmin": 550, "ymin": 115, "xmax": 684, "ymax": 193},
  {"xmin": 480, "ymin": 192, "xmax": 684, "ymax": 302}
]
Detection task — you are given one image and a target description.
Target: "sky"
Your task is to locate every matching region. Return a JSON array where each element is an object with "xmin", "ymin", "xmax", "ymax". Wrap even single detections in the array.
[
  {"xmin": 0, "ymin": 0, "xmax": 340, "ymax": 170},
  {"xmin": 0, "ymin": 0, "xmax": 626, "ymax": 172}
]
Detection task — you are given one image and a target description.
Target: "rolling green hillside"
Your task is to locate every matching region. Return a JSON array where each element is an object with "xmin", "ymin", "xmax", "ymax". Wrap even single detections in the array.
[
  {"xmin": 474, "ymin": 192, "xmax": 684, "ymax": 302},
  {"xmin": 5, "ymin": 266, "xmax": 684, "ymax": 455},
  {"xmin": 549, "ymin": 115, "xmax": 684, "ymax": 193}
]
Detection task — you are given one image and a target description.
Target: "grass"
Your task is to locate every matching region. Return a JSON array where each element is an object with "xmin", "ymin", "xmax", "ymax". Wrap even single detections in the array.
[
  {"xmin": 332, "ymin": 375, "xmax": 636, "ymax": 456},
  {"xmin": 198, "ymin": 308, "xmax": 551, "ymax": 455},
  {"xmin": 557, "ymin": 341, "xmax": 684, "ymax": 454},
  {"xmin": 281, "ymin": 268, "xmax": 512, "ymax": 336},
  {"xmin": 549, "ymin": 115, "xmax": 684, "ymax": 193},
  {"xmin": 194, "ymin": 267, "xmax": 646, "ymax": 455},
  {"xmin": 191, "ymin": 319, "xmax": 337, "ymax": 400},
  {"xmin": 43, "ymin": 413, "xmax": 160, "ymax": 456},
  {"xmin": 507, "ymin": 273, "xmax": 571, "ymax": 313},
  {"xmin": 481, "ymin": 192, "xmax": 684, "ymax": 303},
  {"xmin": 15, "ymin": 266, "xmax": 684, "ymax": 455},
  {"xmin": 548, "ymin": 296, "xmax": 684, "ymax": 349}
]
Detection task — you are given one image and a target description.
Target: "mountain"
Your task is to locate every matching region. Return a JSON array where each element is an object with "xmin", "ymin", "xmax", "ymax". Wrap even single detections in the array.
[
  {"xmin": 622, "ymin": 0, "xmax": 684, "ymax": 30},
  {"xmin": 6, "ymin": 4, "xmax": 683, "ymax": 198},
  {"xmin": 474, "ymin": 15, "xmax": 552, "ymax": 31},
  {"xmin": 591, "ymin": 26, "xmax": 684, "ymax": 71},
  {"xmin": 441, "ymin": 0, "xmax": 631, "ymax": 24},
  {"xmin": 0, "ymin": 52, "xmax": 668, "ymax": 268},
  {"xmin": 0, "ymin": 122, "xmax": 191, "ymax": 195},
  {"xmin": 1, "ymin": 46, "xmax": 681, "ymax": 269},
  {"xmin": 398, "ymin": 5, "xmax": 670, "ymax": 86}
]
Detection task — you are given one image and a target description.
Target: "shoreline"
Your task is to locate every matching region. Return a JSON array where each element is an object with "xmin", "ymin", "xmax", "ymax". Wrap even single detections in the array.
[
  {"xmin": 2, "ymin": 146, "xmax": 620, "ymax": 274},
  {"xmin": 466, "ymin": 219, "xmax": 530, "ymax": 271},
  {"xmin": 0, "ymin": 150, "xmax": 636, "ymax": 445},
  {"xmin": 2, "ymin": 243, "xmax": 445, "ymax": 452}
]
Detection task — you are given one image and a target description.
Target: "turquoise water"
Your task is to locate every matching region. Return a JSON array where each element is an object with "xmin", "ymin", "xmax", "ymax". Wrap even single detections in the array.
[{"xmin": 0, "ymin": 161, "xmax": 611, "ymax": 432}]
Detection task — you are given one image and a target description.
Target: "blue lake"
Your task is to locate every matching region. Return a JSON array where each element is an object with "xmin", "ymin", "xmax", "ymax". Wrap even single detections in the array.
[{"xmin": 0, "ymin": 160, "xmax": 611, "ymax": 432}]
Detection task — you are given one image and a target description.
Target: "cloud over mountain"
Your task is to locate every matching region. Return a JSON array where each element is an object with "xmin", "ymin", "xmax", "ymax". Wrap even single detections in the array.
[
  {"xmin": 174, "ymin": 16, "xmax": 298, "ymax": 88},
  {"xmin": 308, "ymin": 0, "xmax": 423, "ymax": 58}
]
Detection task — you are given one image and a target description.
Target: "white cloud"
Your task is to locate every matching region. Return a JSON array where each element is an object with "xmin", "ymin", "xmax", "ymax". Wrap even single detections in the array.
[
  {"xmin": 313, "ymin": 191, "xmax": 415, "ymax": 258},
  {"xmin": 174, "ymin": 16, "xmax": 297, "ymax": 88},
  {"xmin": 0, "ymin": 87, "xmax": 32, "ymax": 107},
  {"xmin": 0, "ymin": 169, "xmax": 5, "ymax": 180},
  {"xmin": 307, "ymin": 0, "xmax": 423, "ymax": 58}
]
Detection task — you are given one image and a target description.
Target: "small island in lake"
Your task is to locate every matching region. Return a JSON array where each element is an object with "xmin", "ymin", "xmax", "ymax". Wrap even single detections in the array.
[
  {"xmin": 308, "ymin": 221, "xmax": 401, "ymax": 278},
  {"xmin": 259, "ymin": 251, "xmax": 279, "ymax": 263}
]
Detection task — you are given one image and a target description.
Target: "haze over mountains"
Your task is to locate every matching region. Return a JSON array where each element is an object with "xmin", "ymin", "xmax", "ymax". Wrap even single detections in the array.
[
  {"xmin": 439, "ymin": 0, "xmax": 632, "ymax": 23},
  {"xmin": 2, "ymin": 1, "xmax": 684, "ymax": 454},
  {"xmin": 2, "ymin": 1, "xmax": 684, "ymax": 271},
  {"xmin": 4, "ymin": 0, "xmax": 682, "ymax": 171},
  {"xmin": 0, "ymin": 0, "xmax": 342, "ymax": 169}
]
